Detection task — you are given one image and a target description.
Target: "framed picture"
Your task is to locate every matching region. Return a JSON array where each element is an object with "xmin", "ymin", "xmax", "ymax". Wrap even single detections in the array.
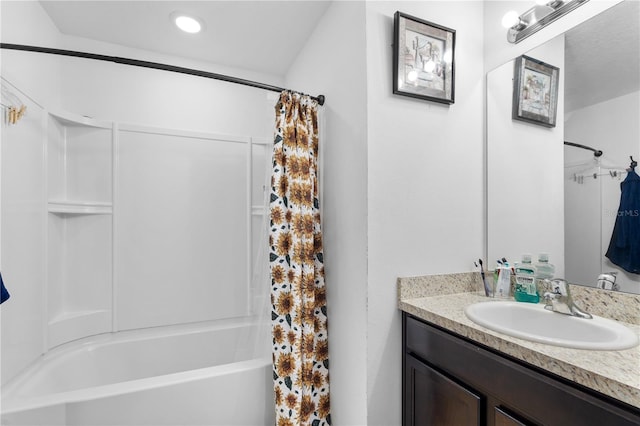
[
  {"xmin": 512, "ymin": 55, "xmax": 559, "ymax": 127},
  {"xmin": 393, "ymin": 11, "xmax": 455, "ymax": 104}
]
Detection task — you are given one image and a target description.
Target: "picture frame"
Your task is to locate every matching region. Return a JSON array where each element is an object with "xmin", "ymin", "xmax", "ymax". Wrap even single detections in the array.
[
  {"xmin": 512, "ymin": 55, "xmax": 559, "ymax": 127},
  {"xmin": 393, "ymin": 11, "xmax": 455, "ymax": 104}
]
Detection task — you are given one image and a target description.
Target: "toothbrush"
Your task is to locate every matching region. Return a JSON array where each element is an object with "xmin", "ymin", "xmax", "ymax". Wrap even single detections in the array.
[
  {"xmin": 477, "ymin": 259, "xmax": 491, "ymax": 296},
  {"xmin": 503, "ymin": 257, "xmax": 516, "ymax": 274}
]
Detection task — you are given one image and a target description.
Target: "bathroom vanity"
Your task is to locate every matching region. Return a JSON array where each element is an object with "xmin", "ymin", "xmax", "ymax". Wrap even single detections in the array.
[{"xmin": 398, "ymin": 273, "xmax": 640, "ymax": 426}]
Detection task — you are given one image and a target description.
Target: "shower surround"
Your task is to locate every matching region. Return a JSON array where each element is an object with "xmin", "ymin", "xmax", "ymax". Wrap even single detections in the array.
[{"xmin": 1, "ymin": 86, "xmax": 274, "ymax": 424}]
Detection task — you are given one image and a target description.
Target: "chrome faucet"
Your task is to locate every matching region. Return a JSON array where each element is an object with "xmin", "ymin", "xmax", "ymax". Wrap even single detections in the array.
[{"xmin": 543, "ymin": 279, "xmax": 592, "ymax": 319}]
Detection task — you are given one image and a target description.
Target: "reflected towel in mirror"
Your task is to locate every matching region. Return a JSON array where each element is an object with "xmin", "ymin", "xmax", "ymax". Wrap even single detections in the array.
[
  {"xmin": 606, "ymin": 171, "xmax": 640, "ymax": 274},
  {"xmin": 0, "ymin": 272, "xmax": 10, "ymax": 304}
]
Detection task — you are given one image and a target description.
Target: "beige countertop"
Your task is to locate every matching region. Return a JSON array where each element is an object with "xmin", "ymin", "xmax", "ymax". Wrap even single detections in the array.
[{"xmin": 398, "ymin": 272, "xmax": 640, "ymax": 409}]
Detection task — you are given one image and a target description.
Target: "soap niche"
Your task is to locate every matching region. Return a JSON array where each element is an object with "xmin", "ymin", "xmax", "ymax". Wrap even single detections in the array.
[{"xmin": 46, "ymin": 112, "xmax": 113, "ymax": 348}]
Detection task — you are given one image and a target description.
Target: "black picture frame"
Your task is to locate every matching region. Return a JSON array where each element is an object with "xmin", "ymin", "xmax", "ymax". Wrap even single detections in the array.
[
  {"xmin": 512, "ymin": 55, "xmax": 559, "ymax": 127},
  {"xmin": 393, "ymin": 11, "xmax": 455, "ymax": 104}
]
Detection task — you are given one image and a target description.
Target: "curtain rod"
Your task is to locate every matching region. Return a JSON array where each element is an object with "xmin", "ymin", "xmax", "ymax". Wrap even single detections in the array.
[
  {"xmin": 0, "ymin": 43, "xmax": 325, "ymax": 106},
  {"xmin": 564, "ymin": 141, "xmax": 603, "ymax": 157}
]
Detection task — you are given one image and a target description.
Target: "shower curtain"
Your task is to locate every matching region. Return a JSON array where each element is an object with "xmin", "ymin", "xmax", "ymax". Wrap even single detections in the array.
[{"xmin": 269, "ymin": 91, "xmax": 330, "ymax": 425}]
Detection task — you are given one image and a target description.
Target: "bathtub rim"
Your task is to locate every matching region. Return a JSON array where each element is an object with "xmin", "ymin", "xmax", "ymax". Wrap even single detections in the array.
[
  {"xmin": 1, "ymin": 316, "xmax": 271, "ymax": 414},
  {"xmin": 1, "ymin": 357, "xmax": 271, "ymax": 415}
]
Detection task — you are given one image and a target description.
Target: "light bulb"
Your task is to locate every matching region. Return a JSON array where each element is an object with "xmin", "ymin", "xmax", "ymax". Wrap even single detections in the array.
[
  {"xmin": 502, "ymin": 11, "xmax": 520, "ymax": 28},
  {"xmin": 424, "ymin": 60, "xmax": 435, "ymax": 73},
  {"xmin": 174, "ymin": 15, "xmax": 202, "ymax": 33},
  {"xmin": 407, "ymin": 70, "xmax": 418, "ymax": 82}
]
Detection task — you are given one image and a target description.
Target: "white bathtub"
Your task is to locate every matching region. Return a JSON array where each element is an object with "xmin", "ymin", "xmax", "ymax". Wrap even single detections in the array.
[{"xmin": 1, "ymin": 319, "xmax": 274, "ymax": 425}]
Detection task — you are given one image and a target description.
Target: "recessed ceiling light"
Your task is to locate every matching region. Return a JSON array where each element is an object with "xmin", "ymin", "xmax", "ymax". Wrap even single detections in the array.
[{"xmin": 172, "ymin": 13, "xmax": 203, "ymax": 34}]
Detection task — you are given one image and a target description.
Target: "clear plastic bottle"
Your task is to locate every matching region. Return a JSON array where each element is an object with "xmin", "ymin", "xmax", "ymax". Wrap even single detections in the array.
[
  {"xmin": 534, "ymin": 253, "xmax": 555, "ymax": 297},
  {"xmin": 494, "ymin": 261, "xmax": 512, "ymax": 299},
  {"xmin": 514, "ymin": 254, "xmax": 538, "ymax": 303}
]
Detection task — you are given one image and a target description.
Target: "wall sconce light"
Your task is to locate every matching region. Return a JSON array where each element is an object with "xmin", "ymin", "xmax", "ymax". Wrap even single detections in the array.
[{"xmin": 504, "ymin": 0, "xmax": 590, "ymax": 43}]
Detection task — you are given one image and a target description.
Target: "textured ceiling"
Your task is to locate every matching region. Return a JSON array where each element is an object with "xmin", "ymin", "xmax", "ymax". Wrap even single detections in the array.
[
  {"xmin": 564, "ymin": 0, "xmax": 640, "ymax": 112},
  {"xmin": 39, "ymin": 0, "xmax": 332, "ymax": 76}
]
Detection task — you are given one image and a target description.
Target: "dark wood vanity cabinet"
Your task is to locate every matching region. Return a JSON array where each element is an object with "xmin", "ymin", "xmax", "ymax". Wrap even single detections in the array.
[
  {"xmin": 404, "ymin": 354, "xmax": 482, "ymax": 425},
  {"xmin": 402, "ymin": 312, "xmax": 640, "ymax": 426}
]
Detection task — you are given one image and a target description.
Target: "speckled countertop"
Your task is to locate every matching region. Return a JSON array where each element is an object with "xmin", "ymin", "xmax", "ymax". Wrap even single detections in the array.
[{"xmin": 398, "ymin": 272, "xmax": 640, "ymax": 409}]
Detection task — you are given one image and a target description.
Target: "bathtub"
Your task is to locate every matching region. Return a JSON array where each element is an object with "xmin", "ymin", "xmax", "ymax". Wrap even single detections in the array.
[{"xmin": 1, "ymin": 319, "xmax": 274, "ymax": 425}]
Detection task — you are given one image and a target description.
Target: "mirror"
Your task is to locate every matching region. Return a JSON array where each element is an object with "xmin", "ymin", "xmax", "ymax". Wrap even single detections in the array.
[{"xmin": 487, "ymin": 1, "xmax": 640, "ymax": 294}]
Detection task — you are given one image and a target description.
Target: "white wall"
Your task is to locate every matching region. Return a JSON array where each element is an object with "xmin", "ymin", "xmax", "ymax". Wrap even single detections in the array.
[
  {"xmin": 55, "ymin": 37, "xmax": 277, "ymax": 137},
  {"xmin": 565, "ymin": 90, "xmax": 640, "ymax": 293},
  {"xmin": 1, "ymin": 0, "xmax": 62, "ymax": 386},
  {"xmin": 285, "ymin": 2, "xmax": 485, "ymax": 424},
  {"xmin": 285, "ymin": 2, "xmax": 369, "ymax": 424},
  {"xmin": 564, "ymin": 143, "xmax": 602, "ymax": 286},
  {"xmin": 366, "ymin": 2, "xmax": 484, "ymax": 424},
  {"xmin": 486, "ymin": 35, "xmax": 565, "ymax": 274},
  {"xmin": 0, "ymin": 0, "xmax": 63, "ymax": 108},
  {"xmin": 0, "ymin": 92, "xmax": 47, "ymax": 386}
]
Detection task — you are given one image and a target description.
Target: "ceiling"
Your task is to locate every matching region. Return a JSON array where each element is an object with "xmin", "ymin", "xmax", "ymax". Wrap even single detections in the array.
[
  {"xmin": 39, "ymin": 1, "xmax": 332, "ymax": 76},
  {"xmin": 37, "ymin": 1, "xmax": 640, "ymax": 109},
  {"xmin": 564, "ymin": 0, "xmax": 640, "ymax": 112}
]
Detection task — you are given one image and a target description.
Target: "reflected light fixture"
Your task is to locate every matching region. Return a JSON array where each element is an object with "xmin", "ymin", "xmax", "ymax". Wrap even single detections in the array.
[
  {"xmin": 443, "ymin": 50, "xmax": 453, "ymax": 63},
  {"xmin": 423, "ymin": 59, "xmax": 436, "ymax": 73},
  {"xmin": 172, "ymin": 12, "xmax": 203, "ymax": 34},
  {"xmin": 504, "ymin": 0, "xmax": 589, "ymax": 43}
]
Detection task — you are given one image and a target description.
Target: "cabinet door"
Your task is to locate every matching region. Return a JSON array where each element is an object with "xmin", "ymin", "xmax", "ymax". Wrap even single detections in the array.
[
  {"xmin": 495, "ymin": 407, "xmax": 533, "ymax": 426},
  {"xmin": 404, "ymin": 355, "xmax": 481, "ymax": 426}
]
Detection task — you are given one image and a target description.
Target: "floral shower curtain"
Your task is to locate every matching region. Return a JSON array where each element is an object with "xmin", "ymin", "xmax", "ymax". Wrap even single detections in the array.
[{"xmin": 269, "ymin": 91, "xmax": 331, "ymax": 425}]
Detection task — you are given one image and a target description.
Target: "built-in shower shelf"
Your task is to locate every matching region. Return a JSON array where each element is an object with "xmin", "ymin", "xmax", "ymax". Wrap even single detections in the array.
[
  {"xmin": 49, "ymin": 309, "xmax": 110, "ymax": 325},
  {"xmin": 48, "ymin": 200, "xmax": 113, "ymax": 215},
  {"xmin": 49, "ymin": 110, "xmax": 112, "ymax": 129}
]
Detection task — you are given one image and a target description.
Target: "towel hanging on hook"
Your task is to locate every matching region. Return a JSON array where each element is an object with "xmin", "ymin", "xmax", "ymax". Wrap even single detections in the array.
[
  {"xmin": 605, "ymin": 168, "xmax": 640, "ymax": 274},
  {"xmin": 1, "ymin": 82, "xmax": 27, "ymax": 125},
  {"xmin": 0, "ymin": 272, "xmax": 10, "ymax": 304},
  {"xmin": 2, "ymin": 105, "xmax": 27, "ymax": 125}
]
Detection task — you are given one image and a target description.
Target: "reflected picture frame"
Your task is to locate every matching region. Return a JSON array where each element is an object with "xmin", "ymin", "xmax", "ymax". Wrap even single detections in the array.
[
  {"xmin": 512, "ymin": 55, "xmax": 559, "ymax": 127},
  {"xmin": 393, "ymin": 11, "xmax": 455, "ymax": 104}
]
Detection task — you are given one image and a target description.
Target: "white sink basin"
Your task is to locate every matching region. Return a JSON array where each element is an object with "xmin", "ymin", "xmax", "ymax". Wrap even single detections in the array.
[{"xmin": 464, "ymin": 301, "xmax": 639, "ymax": 350}]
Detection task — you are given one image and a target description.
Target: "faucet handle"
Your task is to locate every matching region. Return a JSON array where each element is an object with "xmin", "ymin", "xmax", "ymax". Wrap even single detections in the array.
[
  {"xmin": 548, "ymin": 278, "xmax": 569, "ymax": 296},
  {"xmin": 543, "ymin": 279, "xmax": 593, "ymax": 319}
]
